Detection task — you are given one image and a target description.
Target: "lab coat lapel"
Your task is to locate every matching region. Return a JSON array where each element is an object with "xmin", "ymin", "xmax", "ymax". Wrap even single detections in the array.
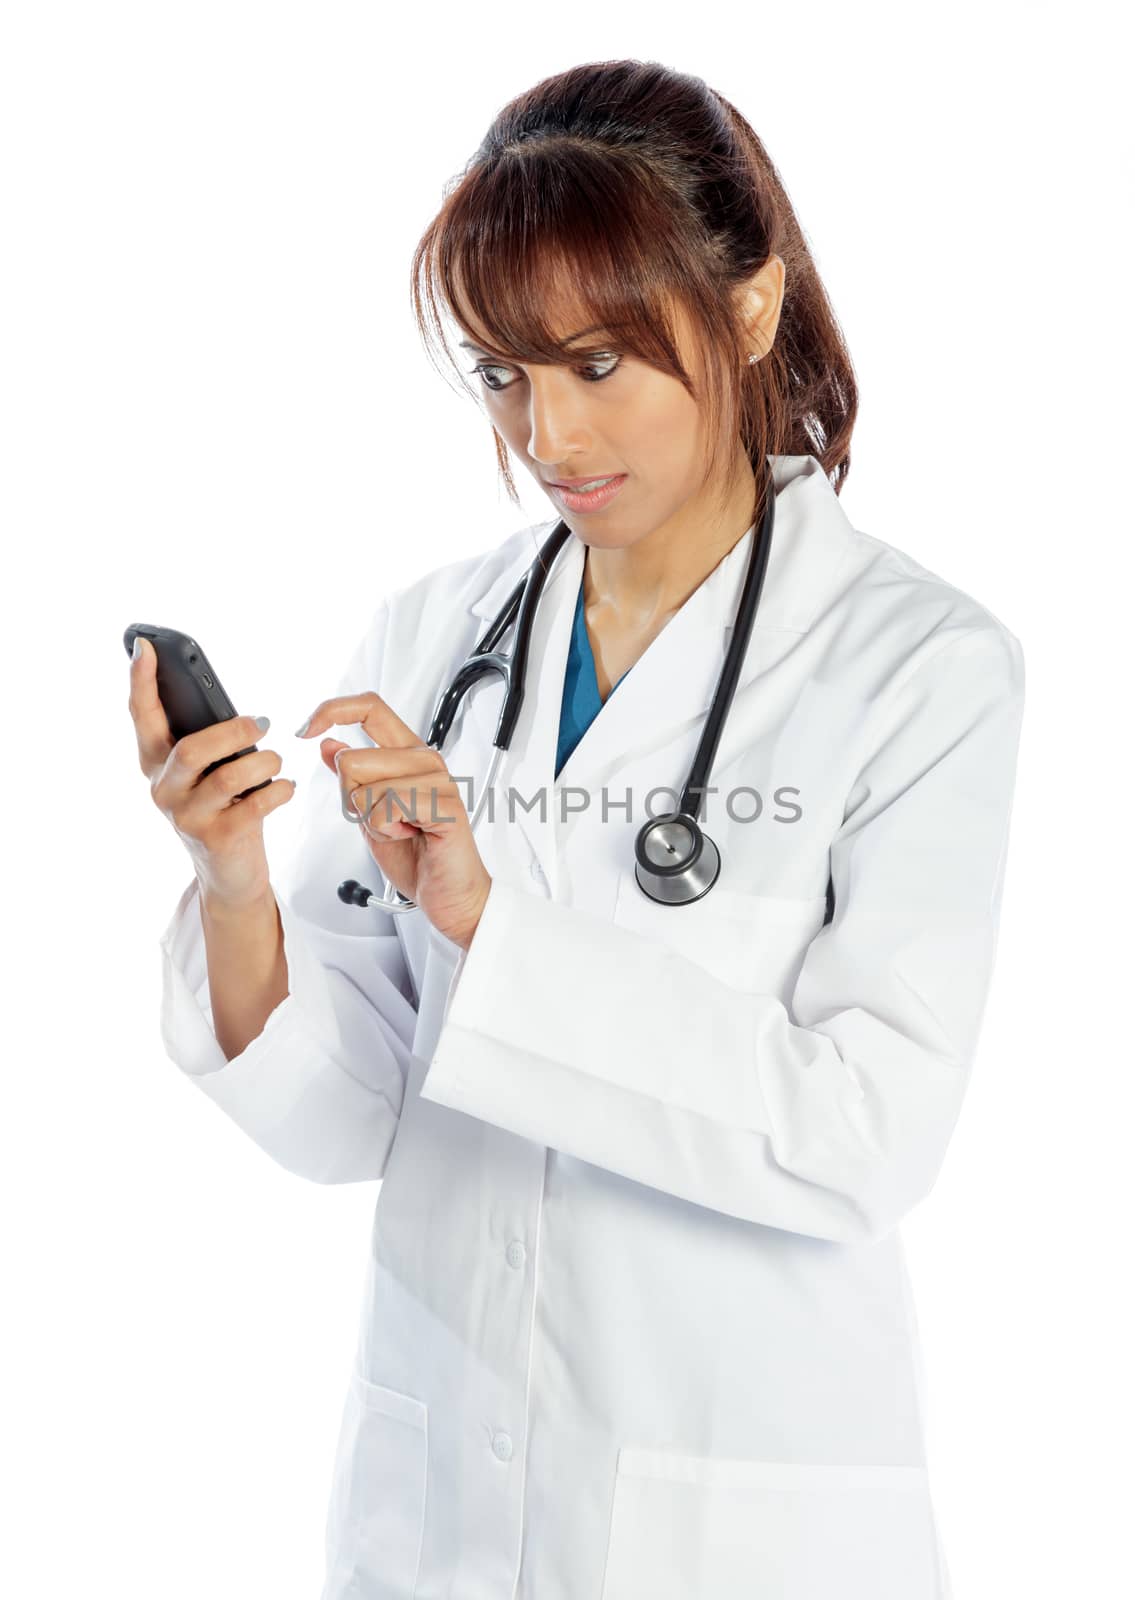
[{"xmin": 465, "ymin": 532, "xmax": 584, "ymax": 891}]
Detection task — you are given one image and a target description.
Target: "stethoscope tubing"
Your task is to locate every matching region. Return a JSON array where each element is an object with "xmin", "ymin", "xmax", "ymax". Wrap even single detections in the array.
[{"xmin": 339, "ymin": 461, "xmax": 775, "ymax": 915}]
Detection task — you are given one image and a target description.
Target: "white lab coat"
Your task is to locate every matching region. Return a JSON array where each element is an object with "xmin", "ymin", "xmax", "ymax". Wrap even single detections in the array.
[{"xmin": 157, "ymin": 453, "xmax": 1026, "ymax": 1599}]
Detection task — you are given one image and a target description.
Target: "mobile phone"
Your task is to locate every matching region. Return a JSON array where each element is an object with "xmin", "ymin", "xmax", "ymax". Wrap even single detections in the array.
[{"xmin": 123, "ymin": 623, "xmax": 272, "ymax": 799}]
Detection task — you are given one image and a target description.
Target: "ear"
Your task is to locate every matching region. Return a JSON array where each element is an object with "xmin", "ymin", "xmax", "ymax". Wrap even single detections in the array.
[{"xmin": 736, "ymin": 253, "xmax": 786, "ymax": 359}]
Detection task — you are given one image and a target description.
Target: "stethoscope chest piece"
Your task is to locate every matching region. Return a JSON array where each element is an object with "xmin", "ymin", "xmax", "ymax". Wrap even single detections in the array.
[{"xmin": 633, "ymin": 811, "xmax": 721, "ymax": 906}]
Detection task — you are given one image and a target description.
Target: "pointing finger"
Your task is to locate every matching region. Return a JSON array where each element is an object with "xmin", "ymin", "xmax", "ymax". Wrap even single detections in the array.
[{"xmin": 295, "ymin": 691, "xmax": 422, "ymax": 750}]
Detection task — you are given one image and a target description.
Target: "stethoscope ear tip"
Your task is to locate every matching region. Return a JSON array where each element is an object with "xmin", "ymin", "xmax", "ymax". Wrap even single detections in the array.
[{"xmin": 338, "ymin": 876, "xmax": 419, "ymax": 913}]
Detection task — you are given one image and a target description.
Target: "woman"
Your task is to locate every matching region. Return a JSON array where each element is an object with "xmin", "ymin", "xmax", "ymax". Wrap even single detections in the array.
[{"xmin": 130, "ymin": 60, "xmax": 1025, "ymax": 1600}]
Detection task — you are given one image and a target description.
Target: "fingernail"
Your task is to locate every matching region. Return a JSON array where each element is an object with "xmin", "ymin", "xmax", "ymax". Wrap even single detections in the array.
[
  {"xmin": 294, "ymin": 716, "xmax": 311, "ymax": 737},
  {"xmin": 254, "ymin": 715, "xmax": 270, "ymax": 733},
  {"xmin": 132, "ymin": 636, "xmax": 142, "ymax": 660}
]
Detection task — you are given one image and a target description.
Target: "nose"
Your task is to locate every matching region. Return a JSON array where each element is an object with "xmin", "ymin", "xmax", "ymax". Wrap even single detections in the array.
[{"xmin": 524, "ymin": 368, "xmax": 591, "ymax": 466}]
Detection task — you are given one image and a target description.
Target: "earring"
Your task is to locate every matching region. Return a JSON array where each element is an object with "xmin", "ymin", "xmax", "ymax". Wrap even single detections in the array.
[{"xmin": 747, "ymin": 352, "xmax": 759, "ymax": 365}]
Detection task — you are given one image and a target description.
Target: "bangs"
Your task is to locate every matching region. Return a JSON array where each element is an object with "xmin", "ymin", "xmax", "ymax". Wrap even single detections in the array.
[{"xmin": 415, "ymin": 141, "xmax": 719, "ymax": 399}]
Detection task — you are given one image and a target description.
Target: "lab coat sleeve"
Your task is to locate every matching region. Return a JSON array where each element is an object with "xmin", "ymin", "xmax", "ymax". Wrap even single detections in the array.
[
  {"xmin": 156, "ymin": 603, "xmax": 419, "ymax": 1185},
  {"xmin": 420, "ymin": 624, "xmax": 1026, "ymax": 1244}
]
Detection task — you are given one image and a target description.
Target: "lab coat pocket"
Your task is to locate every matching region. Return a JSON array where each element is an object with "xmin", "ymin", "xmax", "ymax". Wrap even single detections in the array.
[
  {"xmin": 600, "ymin": 1447, "xmax": 943, "ymax": 1600},
  {"xmin": 613, "ymin": 872, "xmax": 827, "ymax": 997},
  {"xmin": 321, "ymin": 1371, "xmax": 429, "ymax": 1600}
]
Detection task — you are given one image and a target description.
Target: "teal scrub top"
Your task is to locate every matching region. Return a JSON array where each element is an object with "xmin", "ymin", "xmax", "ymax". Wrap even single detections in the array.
[{"xmin": 555, "ymin": 572, "xmax": 630, "ymax": 780}]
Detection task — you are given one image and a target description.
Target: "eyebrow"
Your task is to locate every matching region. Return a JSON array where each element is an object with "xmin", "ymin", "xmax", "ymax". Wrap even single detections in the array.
[{"xmin": 457, "ymin": 324, "xmax": 611, "ymax": 356}]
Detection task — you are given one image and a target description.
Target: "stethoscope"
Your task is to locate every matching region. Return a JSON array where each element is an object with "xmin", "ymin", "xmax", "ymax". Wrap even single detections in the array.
[{"xmin": 338, "ymin": 459, "xmax": 776, "ymax": 914}]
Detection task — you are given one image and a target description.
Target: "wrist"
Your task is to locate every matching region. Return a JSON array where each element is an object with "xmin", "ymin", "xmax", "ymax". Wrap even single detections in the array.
[
  {"xmin": 456, "ymin": 877, "xmax": 492, "ymax": 950},
  {"xmin": 199, "ymin": 881, "xmax": 277, "ymax": 923}
]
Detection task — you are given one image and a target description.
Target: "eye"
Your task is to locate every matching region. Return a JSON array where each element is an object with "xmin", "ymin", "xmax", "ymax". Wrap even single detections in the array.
[
  {"xmin": 465, "ymin": 353, "xmax": 623, "ymax": 393},
  {"xmin": 467, "ymin": 362, "xmax": 514, "ymax": 393},
  {"xmin": 575, "ymin": 353, "xmax": 622, "ymax": 383}
]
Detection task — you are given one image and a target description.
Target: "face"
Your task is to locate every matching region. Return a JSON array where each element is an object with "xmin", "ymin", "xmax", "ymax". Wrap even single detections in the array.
[{"xmin": 451, "ymin": 280, "xmax": 766, "ymax": 554}]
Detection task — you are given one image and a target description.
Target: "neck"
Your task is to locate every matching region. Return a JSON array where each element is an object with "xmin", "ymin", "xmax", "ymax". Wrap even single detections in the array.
[{"xmin": 582, "ymin": 452, "xmax": 761, "ymax": 627}]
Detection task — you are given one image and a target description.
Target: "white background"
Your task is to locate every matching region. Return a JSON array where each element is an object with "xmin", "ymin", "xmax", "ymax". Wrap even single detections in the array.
[{"xmin": 2, "ymin": 3, "xmax": 1131, "ymax": 1596}]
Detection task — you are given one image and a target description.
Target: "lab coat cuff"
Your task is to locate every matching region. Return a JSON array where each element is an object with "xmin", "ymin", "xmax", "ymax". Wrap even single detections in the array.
[
  {"xmin": 427, "ymin": 876, "xmax": 504, "ymax": 1042},
  {"xmin": 419, "ymin": 879, "xmax": 774, "ymax": 1140},
  {"xmin": 157, "ymin": 876, "xmax": 402, "ymax": 1183}
]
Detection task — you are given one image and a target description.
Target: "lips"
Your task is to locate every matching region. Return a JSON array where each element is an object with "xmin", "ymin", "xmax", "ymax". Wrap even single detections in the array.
[
  {"xmin": 548, "ymin": 475, "xmax": 628, "ymax": 512},
  {"xmin": 547, "ymin": 474, "xmax": 622, "ymax": 487}
]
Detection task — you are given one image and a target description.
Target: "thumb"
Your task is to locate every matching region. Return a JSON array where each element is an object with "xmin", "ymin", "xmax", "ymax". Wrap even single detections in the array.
[
  {"xmin": 129, "ymin": 634, "xmax": 174, "ymax": 769},
  {"xmin": 319, "ymin": 736, "xmax": 350, "ymax": 773}
]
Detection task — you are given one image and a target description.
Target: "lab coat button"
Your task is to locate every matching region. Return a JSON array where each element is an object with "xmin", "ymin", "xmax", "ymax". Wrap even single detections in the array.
[
  {"xmin": 530, "ymin": 859, "xmax": 544, "ymax": 881},
  {"xmin": 506, "ymin": 1239, "xmax": 526, "ymax": 1269},
  {"xmin": 492, "ymin": 1431, "xmax": 513, "ymax": 1461}
]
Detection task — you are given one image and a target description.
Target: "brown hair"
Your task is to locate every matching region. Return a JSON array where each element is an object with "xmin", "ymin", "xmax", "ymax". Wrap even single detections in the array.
[{"xmin": 410, "ymin": 59, "xmax": 858, "ymax": 525}]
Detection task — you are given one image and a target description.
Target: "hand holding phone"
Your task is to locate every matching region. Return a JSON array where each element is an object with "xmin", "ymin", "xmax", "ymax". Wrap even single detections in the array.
[{"xmin": 125, "ymin": 624, "xmax": 296, "ymax": 910}]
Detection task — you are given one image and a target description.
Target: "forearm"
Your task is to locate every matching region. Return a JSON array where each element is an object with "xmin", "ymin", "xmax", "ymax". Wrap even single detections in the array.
[{"xmin": 199, "ymin": 885, "xmax": 289, "ymax": 1062}]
